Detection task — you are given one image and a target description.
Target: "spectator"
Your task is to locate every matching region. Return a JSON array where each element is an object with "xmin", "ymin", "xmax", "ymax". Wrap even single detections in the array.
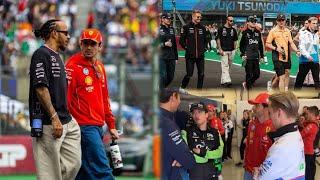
[
  {"xmin": 300, "ymin": 106, "xmax": 319, "ymax": 180},
  {"xmin": 235, "ymin": 110, "xmax": 250, "ymax": 167}
]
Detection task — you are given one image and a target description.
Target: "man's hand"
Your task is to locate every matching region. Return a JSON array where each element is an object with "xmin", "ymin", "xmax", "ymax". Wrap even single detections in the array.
[
  {"xmin": 241, "ymin": 55, "xmax": 247, "ymax": 61},
  {"xmin": 276, "ymin": 47, "xmax": 284, "ymax": 54},
  {"xmin": 308, "ymin": 56, "xmax": 314, "ymax": 62},
  {"xmin": 109, "ymin": 129, "xmax": 120, "ymax": 140},
  {"xmin": 51, "ymin": 115, "xmax": 63, "ymax": 139},
  {"xmin": 219, "ymin": 49, "xmax": 224, "ymax": 56},
  {"xmin": 172, "ymin": 160, "xmax": 182, "ymax": 167},
  {"xmin": 164, "ymin": 39, "xmax": 172, "ymax": 47},
  {"xmin": 192, "ymin": 148, "xmax": 201, "ymax": 154},
  {"xmin": 259, "ymin": 58, "xmax": 265, "ymax": 64},
  {"xmin": 253, "ymin": 167, "xmax": 259, "ymax": 180}
]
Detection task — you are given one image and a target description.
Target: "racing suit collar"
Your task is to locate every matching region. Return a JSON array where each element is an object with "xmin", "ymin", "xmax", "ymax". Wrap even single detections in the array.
[{"xmin": 268, "ymin": 122, "xmax": 298, "ymax": 142}]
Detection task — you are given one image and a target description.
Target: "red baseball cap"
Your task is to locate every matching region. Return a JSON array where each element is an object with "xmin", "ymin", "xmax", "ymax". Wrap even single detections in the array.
[
  {"xmin": 206, "ymin": 104, "xmax": 216, "ymax": 112},
  {"xmin": 248, "ymin": 92, "xmax": 270, "ymax": 105},
  {"xmin": 80, "ymin": 28, "xmax": 102, "ymax": 43}
]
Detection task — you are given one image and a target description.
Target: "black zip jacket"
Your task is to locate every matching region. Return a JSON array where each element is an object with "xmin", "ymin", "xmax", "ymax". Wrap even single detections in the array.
[
  {"xmin": 179, "ymin": 22, "xmax": 207, "ymax": 59},
  {"xmin": 159, "ymin": 24, "xmax": 178, "ymax": 60},
  {"xmin": 240, "ymin": 28, "xmax": 264, "ymax": 60},
  {"xmin": 186, "ymin": 124, "xmax": 220, "ymax": 157}
]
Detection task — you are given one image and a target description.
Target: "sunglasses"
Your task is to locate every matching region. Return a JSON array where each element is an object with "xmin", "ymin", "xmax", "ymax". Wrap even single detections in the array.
[
  {"xmin": 228, "ymin": 20, "xmax": 234, "ymax": 22},
  {"xmin": 196, "ymin": 16, "xmax": 202, "ymax": 19},
  {"xmin": 249, "ymin": 20, "xmax": 257, "ymax": 23},
  {"xmin": 92, "ymin": 64, "xmax": 102, "ymax": 79},
  {"xmin": 56, "ymin": 30, "xmax": 69, "ymax": 36},
  {"xmin": 278, "ymin": 19, "xmax": 286, "ymax": 22}
]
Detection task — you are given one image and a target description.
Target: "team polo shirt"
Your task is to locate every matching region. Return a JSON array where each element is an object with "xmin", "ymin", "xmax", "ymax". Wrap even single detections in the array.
[
  {"xmin": 266, "ymin": 26, "xmax": 293, "ymax": 62},
  {"xmin": 29, "ymin": 46, "xmax": 71, "ymax": 125}
]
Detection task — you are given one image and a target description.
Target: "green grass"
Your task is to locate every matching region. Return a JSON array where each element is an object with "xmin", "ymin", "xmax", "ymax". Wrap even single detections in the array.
[
  {"xmin": 178, "ymin": 50, "xmax": 299, "ymax": 76},
  {"xmin": 0, "ymin": 175, "xmax": 155, "ymax": 180}
]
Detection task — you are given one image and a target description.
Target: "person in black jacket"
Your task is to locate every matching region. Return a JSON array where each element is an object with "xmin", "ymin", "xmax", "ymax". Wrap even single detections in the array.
[
  {"xmin": 179, "ymin": 10, "xmax": 207, "ymax": 89},
  {"xmin": 159, "ymin": 13, "xmax": 178, "ymax": 88},
  {"xmin": 239, "ymin": 15, "xmax": 264, "ymax": 89},
  {"xmin": 159, "ymin": 88, "xmax": 196, "ymax": 180}
]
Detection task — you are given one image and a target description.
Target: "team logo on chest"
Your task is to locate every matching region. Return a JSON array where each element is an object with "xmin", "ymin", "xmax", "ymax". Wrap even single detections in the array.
[
  {"xmin": 83, "ymin": 68, "xmax": 89, "ymax": 75},
  {"xmin": 85, "ymin": 76, "xmax": 93, "ymax": 86}
]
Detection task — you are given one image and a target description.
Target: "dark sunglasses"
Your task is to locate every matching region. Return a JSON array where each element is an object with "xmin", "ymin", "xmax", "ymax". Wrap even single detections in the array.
[
  {"xmin": 92, "ymin": 64, "xmax": 102, "ymax": 79},
  {"xmin": 228, "ymin": 20, "xmax": 234, "ymax": 22},
  {"xmin": 278, "ymin": 19, "xmax": 286, "ymax": 22},
  {"xmin": 249, "ymin": 20, "xmax": 257, "ymax": 23},
  {"xmin": 82, "ymin": 40, "xmax": 98, "ymax": 46},
  {"xmin": 56, "ymin": 30, "xmax": 69, "ymax": 36},
  {"xmin": 196, "ymin": 16, "xmax": 202, "ymax": 19}
]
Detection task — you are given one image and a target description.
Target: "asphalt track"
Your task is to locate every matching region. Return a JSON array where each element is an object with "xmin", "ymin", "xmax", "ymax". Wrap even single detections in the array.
[{"xmin": 170, "ymin": 57, "xmax": 296, "ymax": 90}]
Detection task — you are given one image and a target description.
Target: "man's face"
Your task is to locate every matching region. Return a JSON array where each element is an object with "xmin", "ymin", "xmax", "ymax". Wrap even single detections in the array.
[
  {"xmin": 277, "ymin": 18, "xmax": 286, "ymax": 28},
  {"xmin": 192, "ymin": 109, "xmax": 208, "ymax": 126},
  {"xmin": 207, "ymin": 110, "xmax": 214, "ymax": 119},
  {"xmin": 80, "ymin": 39, "xmax": 100, "ymax": 59},
  {"xmin": 303, "ymin": 107, "xmax": 308, "ymax": 113},
  {"xmin": 268, "ymin": 106, "xmax": 281, "ymax": 129},
  {"xmin": 171, "ymin": 93, "xmax": 181, "ymax": 112},
  {"xmin": 55, "ymin": 21, "xmax": 70, "ymax": 51},
  {"xmin": 247, "ymin": 19, "xmax": 257, "ymax": 29},
  {"xmin": 309, "ymin": 20, "xmax": 318, "ymax": 31},
  {"xmin": 226, "ymin": 16, "xmax": 234, "ymax": 26},
  {"xmin": 306, "ymin": 110, "xmax": 314, "ymax": 121},
  {"xmin": 252, "ymin": 104, "xmax": 264, "ymax": 119},
  {"xmin": 162, "ymin": 17, "xmax": 172, "ymax": 26},
  {"xmin": 192, "ymin": 12, "xmax": 202, "ymax": 24},
  {"xmin": 304, "ymin": 21, "xmax": 309, "ymax": 28}
]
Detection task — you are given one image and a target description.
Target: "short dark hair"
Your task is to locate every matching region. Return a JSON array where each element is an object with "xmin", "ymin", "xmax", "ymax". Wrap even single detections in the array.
[
  {"xmin": 226, "ymin": 15, "xmax": 233, "ymax": 19},
  {"xmin": 308, "ymin": 106, "xmax": 319, "ymax": 116},
  {"xmin": 159, "ymin": 88, "xmax": 179, "ymax": 103},
  {"xmin": 34, "ymin": 19, "xmax": 60, "ymax": 41},
  {"xmin": 192, "ymin": 9, "xmax": 201, "ymax": 14}
]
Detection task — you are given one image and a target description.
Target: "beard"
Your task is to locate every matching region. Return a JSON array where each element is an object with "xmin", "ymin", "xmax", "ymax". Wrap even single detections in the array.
[{"xmin": 59, "ymin": 44, "xmax": 66, "ymax": 51}]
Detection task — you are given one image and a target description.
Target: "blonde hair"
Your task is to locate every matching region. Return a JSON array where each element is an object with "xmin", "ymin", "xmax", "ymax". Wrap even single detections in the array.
[{"xmin": 269, "ymin": 92, "xmax": 299, "ymax": 119}]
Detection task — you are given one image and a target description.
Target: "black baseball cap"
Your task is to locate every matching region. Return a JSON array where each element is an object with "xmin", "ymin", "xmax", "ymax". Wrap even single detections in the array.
[
  {"xmin": 277, "ymin": 14, "xmax": 286, "ymax": 21},
  {"xmin": 161, "ymin": 13, "xmax": 173, "ymax": 20},
  {"xmin": 247, "ymin": 15, "xmax": 257, "ymax": 22},
  {"xmin": 189, "ymin": 102, "xmax": 207, "ymax": 113}
]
